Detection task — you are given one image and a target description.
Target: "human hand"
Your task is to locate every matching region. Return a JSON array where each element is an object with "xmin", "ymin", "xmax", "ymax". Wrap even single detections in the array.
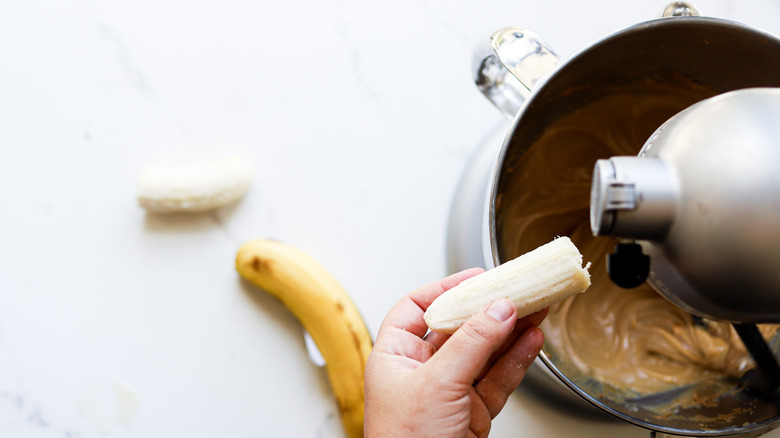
[{"xmin": 364, "ymin": 268, "xmax": 547, "ymax": 438}]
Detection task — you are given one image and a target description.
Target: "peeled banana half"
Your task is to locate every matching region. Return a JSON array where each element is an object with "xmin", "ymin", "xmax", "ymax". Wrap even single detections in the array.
[
  {"xmin": 235, "ymin": 239, "xmax": 372, "ymax": 438},
  {"xmin": 138, "ymin": 156, "xmax": 253, "ymax": 213},
  {"xmin": 425, "ymin": 236, "xmax": 591, "ymax": 334}
]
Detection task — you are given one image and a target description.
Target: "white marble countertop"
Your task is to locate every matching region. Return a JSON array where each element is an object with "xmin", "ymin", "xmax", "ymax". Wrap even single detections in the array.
[{"xmin": 3, "ymin": 0, "xmax": 780, "ymax": 437}]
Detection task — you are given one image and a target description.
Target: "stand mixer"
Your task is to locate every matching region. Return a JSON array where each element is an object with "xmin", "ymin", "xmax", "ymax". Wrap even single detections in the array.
[
  {"xmin": 448, "ymin": 3, "xmax": 780, "ymax": 436},
  {"xmin": 590, "ymin": 87, "xmax": 780, "ymax": 395}
]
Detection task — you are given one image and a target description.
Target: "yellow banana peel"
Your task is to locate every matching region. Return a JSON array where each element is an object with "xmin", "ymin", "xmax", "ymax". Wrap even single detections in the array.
[{"xmin": 236, "ymin": 239, "xmax": 372, "ymax": 438}]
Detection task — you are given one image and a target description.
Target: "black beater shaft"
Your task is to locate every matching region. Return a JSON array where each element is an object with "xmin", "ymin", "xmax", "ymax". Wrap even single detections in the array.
[{"xmin": 733, "ymin": 323, "xmax": 780, "ymax": 393}]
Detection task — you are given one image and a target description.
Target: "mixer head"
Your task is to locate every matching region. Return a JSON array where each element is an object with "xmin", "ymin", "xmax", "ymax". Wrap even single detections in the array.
[
  {"xmin": 590, "ymin": 87, "xmax": 780, "ymax": 323},
  {"xmin": 589, "ymin": 87, "xmax": 780, "ymax": 393}
]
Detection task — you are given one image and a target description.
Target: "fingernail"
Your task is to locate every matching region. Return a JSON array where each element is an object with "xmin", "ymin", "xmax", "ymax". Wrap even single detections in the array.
[{"xmin": 485, "ymin": 298, "xmax": 515, "ymax": 322}]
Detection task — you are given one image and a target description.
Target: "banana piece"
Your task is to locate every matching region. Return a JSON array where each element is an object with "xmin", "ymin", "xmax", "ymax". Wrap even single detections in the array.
[
  {"xmin": 235, "ymin": 239, "xmax": 372, "ymax": 438},
  {"xmin": 137, "ymin": 155, "xmax": 252, "ymax": 213},
  {"xmin": 425, "ymin": 236, "xmax": 591, "ymax": 334}
]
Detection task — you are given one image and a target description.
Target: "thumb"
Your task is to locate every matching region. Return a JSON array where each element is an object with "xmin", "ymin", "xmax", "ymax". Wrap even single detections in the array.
[{"xmin": 424, "ymin": 298, "xmax": 517, "ymax": 386}]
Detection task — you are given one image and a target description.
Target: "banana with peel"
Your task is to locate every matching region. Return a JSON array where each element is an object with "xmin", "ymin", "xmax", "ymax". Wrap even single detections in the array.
[
  {"xmin": 425, "ymin": 236, "xmax": 591, "ymax": 334},
  {"xmin": 235, "ymin": 239, "xmax": 372, "ymax": 438}
]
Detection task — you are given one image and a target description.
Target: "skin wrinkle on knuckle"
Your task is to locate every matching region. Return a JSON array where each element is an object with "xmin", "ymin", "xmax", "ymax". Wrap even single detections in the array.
[
  {"xmin": 462, "ymin": 318, "xmax": 501, "ymax": 346},
  {"xmin": 418, "ymin": 340, "xmax": 436, "ymax": 360}
]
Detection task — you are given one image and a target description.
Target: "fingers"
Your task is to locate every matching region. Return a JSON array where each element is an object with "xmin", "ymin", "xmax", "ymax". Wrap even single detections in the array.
[
  {"xmin": 423, "ymin": 298, "xmax": 518, "ymax": 386},
  {"xmin": 474, "ymin": 326, "xmax": 545, "ymax": 419},
  {"xmin": 424, "ymin": 308, "xmax": 546, "ymax": 377},
  {"xmin": 475, "ymin": 308, "xmax": 548, "ymax": 382},
  {"xmin": 518, "ymin": 307, "xmax": 549, "ymax": 329},
  {"xmin": 376, "ymin": 268, "xmax": 484, "ymax": 341},
  {"xmin": 422, "ymin": 330, "xmax": 450, "ymax": 351},
  {"xmin": 468, "ymin": 389, "xmax": 493, "ymax": 438}
]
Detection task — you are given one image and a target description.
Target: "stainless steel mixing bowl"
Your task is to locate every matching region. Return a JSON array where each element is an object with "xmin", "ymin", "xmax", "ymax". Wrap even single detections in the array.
[{"xmin": 448, "ymin": 8, "xmax": 780, "ymax": 437}]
